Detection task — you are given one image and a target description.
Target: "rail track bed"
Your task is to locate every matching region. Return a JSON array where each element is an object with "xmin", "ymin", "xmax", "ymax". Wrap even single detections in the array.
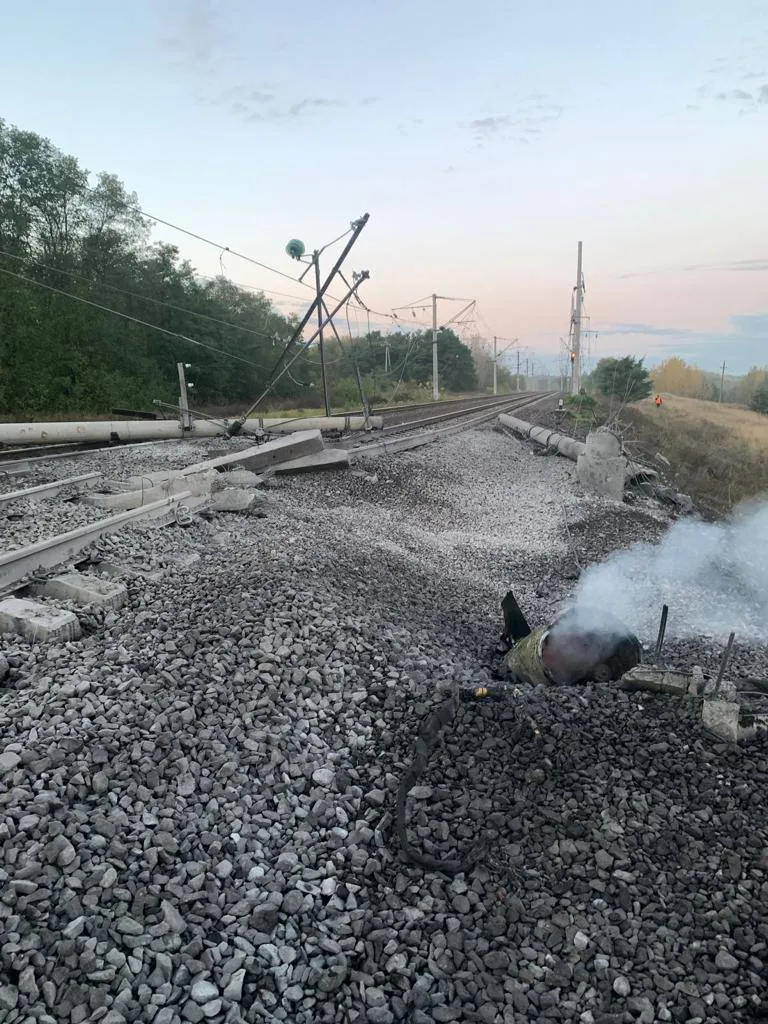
[{"xmin": 1, "ymin": 424, "xmax": 767, "ymax": 1024}]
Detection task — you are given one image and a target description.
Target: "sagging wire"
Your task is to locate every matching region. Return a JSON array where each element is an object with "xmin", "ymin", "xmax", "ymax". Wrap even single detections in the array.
[
  {"xmin": 0, "ymin": 248, "xmax": 292, "ymax": 344},
  {"xmin": 0, "ymin": 266, "xmax": 273, "ymax": 370}
]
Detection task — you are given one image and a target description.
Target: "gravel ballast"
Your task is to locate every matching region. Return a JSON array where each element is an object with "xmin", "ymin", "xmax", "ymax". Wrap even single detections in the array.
[{"xmin": 1, "ymin": 426, "xmax": 767, "ymax": 1024}]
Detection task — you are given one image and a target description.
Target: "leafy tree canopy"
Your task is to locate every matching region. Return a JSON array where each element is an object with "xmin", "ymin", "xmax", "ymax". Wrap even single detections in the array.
[{"xmin": 592, "ymin": 356, "xmax": 653, "ymax": 403}]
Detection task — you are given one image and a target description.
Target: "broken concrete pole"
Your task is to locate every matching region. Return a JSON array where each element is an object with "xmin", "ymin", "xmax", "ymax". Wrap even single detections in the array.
[
  {"xmin": 252, "ymin": 415, "xmax": 383, "ymax": 433},
  {"xmin": 182, "ymin": 430, "xmax": 324, "ymax": 476},
  {"xmin": 497, "ymin": 416, "xmax": 657, "ymax": 497},
  {"xmin": 577, "ymin": 430, "xmax": 626, "ymax": 501},
  {"xmin": 125, "ymin": 470, "xmax": 186, "ymax": 488},
  {"xmin": 270, "ymin": 449, "xmax": 350, "ymax": 475},
  {"xmin": 32, "ymin": 571, "xmax": 127, "ymax": 610},
  {"xmin": 498, "ymin": 414, "xmax": 586, "ymax": 460},
  {"xmin": 0, "ymin": 597, "xmax": 81, "ymax": 642},
  {"xmin": 84, "ymin": 471, "xmax": 218, "ymax": 511}
]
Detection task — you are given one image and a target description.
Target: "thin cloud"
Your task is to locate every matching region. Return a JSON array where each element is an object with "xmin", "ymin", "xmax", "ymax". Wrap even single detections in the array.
[
  {"xmin": 464, "ymin": 94, "xmax": 564, "ymax": 147},
  {"xmin": 596, "ymin": 314, "xmax": 768, "ymax": 373},
  {"xmin": 224, "ymin": 90, "xmax": 344, "ymax": 123},
  {"xmin": 157, "ymin": 0, "xmax": 233, "ymax": 77},
  {"xmin": 618, "ymin": 258, "xmax": 768, "ymax": 279},
  {"xmin": 607, "ymin": 323, "xmax": 693, "ymax": 337},
  {"xmin": 468, "ymin": 115, "xmax": 512, "ymax": 139},
  {"xmin": 691, "ymin": 26, "xmax": 768, "ymax": 113}
]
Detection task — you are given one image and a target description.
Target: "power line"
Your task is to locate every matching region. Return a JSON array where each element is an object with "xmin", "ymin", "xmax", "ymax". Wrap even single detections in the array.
[
  {"xmin": 82, "ymin": 181, "xmax": 310, "ymax": 289},
  {"xmin": 0, "ymin": 266, "xmax": 272, "ymax": 370},
  {"xmin": 87, "ymin": 183, "xmax": 436, "ymax": 332},
  {"xmin": 0, "ymin": 249, "xmax": 287, "ymax": 343}
]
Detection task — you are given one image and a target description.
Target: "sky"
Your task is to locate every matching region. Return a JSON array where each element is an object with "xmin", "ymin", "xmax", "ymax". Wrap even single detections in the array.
[{"xmin": 2, "ymin": 0, "xmax": 768, "ymax": 376}]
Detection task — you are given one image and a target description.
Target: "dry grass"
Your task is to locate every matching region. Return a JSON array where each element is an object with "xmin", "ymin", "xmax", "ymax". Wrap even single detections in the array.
[{"xmin": 620, "ymin": 395, "xmax": 768, "ymax": 515}]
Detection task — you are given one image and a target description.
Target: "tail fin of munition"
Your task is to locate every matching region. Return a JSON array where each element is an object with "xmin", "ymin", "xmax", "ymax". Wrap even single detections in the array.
[{"xmin": 501, "ymin": 591, "xmax": 532, "ymax": 644}]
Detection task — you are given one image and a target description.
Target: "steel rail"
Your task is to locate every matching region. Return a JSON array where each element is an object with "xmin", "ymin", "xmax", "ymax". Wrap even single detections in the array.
[
  {"xmin": 0, "ymin": 492, "xmax": 194, "ymax": 594},
  {"xmin": 0, "ymin": 472, "xmax": 101, "ymax": 506}
]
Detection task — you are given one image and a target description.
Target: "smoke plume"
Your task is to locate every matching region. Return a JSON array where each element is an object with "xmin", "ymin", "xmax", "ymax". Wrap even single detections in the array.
[{"xmin": 570, "ymin": 499, "xmax": 768, "ymax": 643}]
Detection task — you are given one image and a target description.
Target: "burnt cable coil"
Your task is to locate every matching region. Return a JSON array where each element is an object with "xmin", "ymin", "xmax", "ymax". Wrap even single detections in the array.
[{"xmin": 394, "ymin": 683, "xmax": 539, "ymax": 876}]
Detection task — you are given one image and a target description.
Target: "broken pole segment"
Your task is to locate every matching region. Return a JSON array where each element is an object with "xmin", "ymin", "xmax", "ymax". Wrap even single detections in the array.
[
  {"xmin": 181, "ymin": 430, "xmax": 325, "ymax": 475},
  {"xmin": 270, "ymin": 449, "xmax": 350, "ymax": 475}
]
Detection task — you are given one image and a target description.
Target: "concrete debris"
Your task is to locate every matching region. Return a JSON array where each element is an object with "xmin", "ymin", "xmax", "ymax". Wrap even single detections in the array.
[
  {"xmin": 702, "ymin": 697, "xmax": 768, "ymax": 743},
  {"xmin": 212, "ymin": 469, "xmax": 263, "ymax": 489},
  {"xmin": 620, "ymin": 666, "xmax": 695, "ymax": 697},
  {"xmin": 124, "ymin": 470, "xmax": 186, "ymax": 487},
  {"xmin": 270, "ymin": 449, "xmax": 350, "ymax": 475},
  {"xmin": 650, "ymin": 485, "xmax": 696, "ymax": 515},
  {"xmin": 32, "ymin": 571, "xmax": 128, "ymax": 610},
  {"xmin": 182, "ymin": 429, "xmax": 324, "ymax": 475},
  {"xmin": 702, "ymin": 699, "xmax": 742, "ymax": 742},
  {"xmin": 0, "ymin": 596, "xmax": 81, "ymax": 641},
  {"xmin": 576, "ymin": 430, "xmax": 626, "ymax": 501},
  {"xmin": 209, "ymin": 488, "xmax": 263, "ymax": 513},
  {"xmin": 85, "ymin": 471, "xmax": 218, "ymax": 510},
  {"xmin": 497, "ymin": 416, "xmax": 658, "ymax": 500}
]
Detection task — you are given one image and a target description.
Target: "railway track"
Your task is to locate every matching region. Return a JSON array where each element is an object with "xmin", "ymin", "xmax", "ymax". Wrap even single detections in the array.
[
  {"xmin": 0, "ymin": 394, "xmax": 556, "ymax": 595},
  {"xmin": 0, "ymin": 394, "xmax": 554, "ymax": 469},
  {"xmin": 344, "ymin": 391, "xmax": 558, "ymax": 458},
  {"xmin": 375, "ymin": 392, "xmax": 553, "ymax": 434}
]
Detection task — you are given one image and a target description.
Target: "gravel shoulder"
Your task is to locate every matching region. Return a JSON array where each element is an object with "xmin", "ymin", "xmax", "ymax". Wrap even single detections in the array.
[{"xmin": 1, "ymin": 426, "xmax": 767, "ymax": 1024}]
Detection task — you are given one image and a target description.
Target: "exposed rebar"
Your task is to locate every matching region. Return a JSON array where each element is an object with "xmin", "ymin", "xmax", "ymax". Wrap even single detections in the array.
[{"xmin": 713, "ymin": 632, "xmax": 736, "ymax": 698}]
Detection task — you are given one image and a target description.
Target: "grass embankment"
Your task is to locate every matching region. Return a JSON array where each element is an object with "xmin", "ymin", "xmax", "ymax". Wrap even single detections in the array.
[{"xmin": 621, "ymin": 395, "xmax": 768, "ymax": 514}]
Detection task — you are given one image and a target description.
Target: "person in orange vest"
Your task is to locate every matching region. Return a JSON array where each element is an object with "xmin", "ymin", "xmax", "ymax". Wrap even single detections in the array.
[{"xmin": 655, "ymin": 394, "xmax": 663, "ymax": 407}]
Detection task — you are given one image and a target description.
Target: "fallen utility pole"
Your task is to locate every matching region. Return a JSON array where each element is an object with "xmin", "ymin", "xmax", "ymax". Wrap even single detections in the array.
[
  {"xmin": 296, "ymin": 251, "xmax": 331, "ymax": 417},
  {"xmin": 230, "ymin": 273, "xmax": 370, "ymax": 434},
  {"xmin": 229, "ymin": 215, "xmax": 369, "ymax": 435}
]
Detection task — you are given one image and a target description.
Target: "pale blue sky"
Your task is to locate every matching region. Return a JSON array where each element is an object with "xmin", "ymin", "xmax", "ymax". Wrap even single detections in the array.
[{"xmin": 3, "ymin": 0, "xmax": 767, "ymax": 374}]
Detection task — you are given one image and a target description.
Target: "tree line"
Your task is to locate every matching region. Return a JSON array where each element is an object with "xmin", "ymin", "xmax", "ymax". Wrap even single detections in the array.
[
  {"xmin": 0, "ymin": 119, "xmax": 485, "ymax": 419},
  {"xmin": 583, "ymin": 355, "xmax": 768, "ymax": 415}
]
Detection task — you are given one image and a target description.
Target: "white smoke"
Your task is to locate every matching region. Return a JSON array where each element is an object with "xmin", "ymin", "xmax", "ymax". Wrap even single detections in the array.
[{"xmin": 570, "ymin": 499, "xmax": 768, "ymax": 643}]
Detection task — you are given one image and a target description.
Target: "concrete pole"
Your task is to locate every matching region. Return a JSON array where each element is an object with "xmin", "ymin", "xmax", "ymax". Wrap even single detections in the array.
[
  {"xmin": 314, "ymin": 252, "xmax": 331, "ymax": 417},
  {"xmin": 177, "ymin": 362, "xmax": 192, "ymax": 431},
  {"xmin": 570, "ymin": 241, "xmax": 583, "ymax": 395},
  {"xmin": 432, "ymin": 293, "xmax": 439, "ymax": 400},
  {"xmin": 516, "ymin": 349, "xmax": 520, "ymax": 392},
  {"xmin": 493, "ymin": 336, "xmax": 498, "ymax": 395}
]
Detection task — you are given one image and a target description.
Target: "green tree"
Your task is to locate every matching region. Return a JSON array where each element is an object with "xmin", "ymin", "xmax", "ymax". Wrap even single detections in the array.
[
  {"xmin": 592, "ymin": 356, "xmax": 653, "ymax": 403},
  {"xmin": 0, "ymin": 117, "xmax": 299, "ymax": 416},
  {"xmin": 750, "ymin": 381, "xmax": 768, "ymax": 415}
]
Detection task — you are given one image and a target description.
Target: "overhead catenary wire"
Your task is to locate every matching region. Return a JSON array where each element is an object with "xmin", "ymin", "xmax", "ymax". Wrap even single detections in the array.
[
  {"xmin": 83, "ymin": 182, "xmax": 413, "ymax": 328},
  {"xmin": 0, "ymin": 266, "xmax": 272, "ymax": 371},
  {"xmin": 82, "ymin": 181, "xmax": 309, "ymax": 289},
  {"xmin": 0, "ymin": 249, "xmax": 288, "ymax": 344}
]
